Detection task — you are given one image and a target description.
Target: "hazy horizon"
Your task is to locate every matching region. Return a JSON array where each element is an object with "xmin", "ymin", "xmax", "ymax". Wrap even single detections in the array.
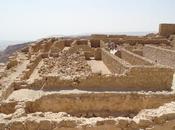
[
  {"xmin": 0, "ymin": 31, "xmax": 154, "ymax": 50},
  {"xmin": 0, "ymin": 0, "xmax": 175, "ymax": 41},
  {"xmin": 0, "ymin": 31, "xmax": 154, "ymax": 41}
]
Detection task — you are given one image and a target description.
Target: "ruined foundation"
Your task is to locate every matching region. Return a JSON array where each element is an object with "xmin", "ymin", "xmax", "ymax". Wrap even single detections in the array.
[{"xmin": 1, "ymin": 24, "xmax": 175, "ymax": 130}]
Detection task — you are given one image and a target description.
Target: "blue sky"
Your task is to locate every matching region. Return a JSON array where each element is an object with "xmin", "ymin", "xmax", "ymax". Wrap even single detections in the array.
[{"xmin": 0, "ymin": 0, "xmax": 175, "ymax": 41}]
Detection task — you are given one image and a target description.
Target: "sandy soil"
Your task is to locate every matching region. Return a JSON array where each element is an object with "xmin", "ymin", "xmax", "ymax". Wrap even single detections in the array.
[
  {"xmin": 28, "ymin": 59, "xmax": 43, "ymax": 83},
  {"xmin": 7, "ymin": 88, "xmax": 175, "ymax": 103},
  {"xmin": 0, "ymin": 60, "xmax": 29, "ymax": 87},
  {"xmin": 87, "ymin": 60, "xmax": 111, "ymax": 74}
]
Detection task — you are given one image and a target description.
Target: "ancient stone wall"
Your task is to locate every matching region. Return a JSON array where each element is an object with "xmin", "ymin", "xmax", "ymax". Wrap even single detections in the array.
[
  {"xmin": 132, "ymin": 49, "xmax": 143, "ymax": 56},
  {"xmin": 159, "ymin": 24, "xmax": 175, "ymax": 37},
  {"xmin": 21, "ymin": 54, "xmax": 42, "ymax": 80},
  {"xmin": 1, "ymin": 34, "xmax": 175, "ymax": 130},
  {"xmin": 29, "ymin": 43, "xmax": 42, "ymax": 54},
  {"xmin": 90, "ymin": 40, "xmax": 100, "ymax": 48},
  {"xmin": 50, "ymin": 41, "xmax": 65, "ymax": 53},
  {"xmin": 94, "ymin": 48, "xmax": 101, "ymax": 60},
  {"xmin": 111, "ymin": 38, "xmax": 170, "ymax": 45},
  {"xmin": 64, "ymin": 39, "xmax": 73, "ymax": 47},
  {"xmin": 143, "ymin": 45, "xmax": 175, "ymax": 68},
  {"xmin": 40, "ymin": 41, "xmax": 54, "ymax": 53},
  {"xmin": 27, "ymin": 64, "xmax": 173, "ymax": 91},
  {"xmin": 101, "ymin": 49, "xmax": 130, "ymax": 74},
  {"xmin": 83, "ymin": 66, "xmax": 173, "ymax": 91},
  {"xmin": 128, "ymin": 66, "xmax": 173, "ymax": 90},
  {"xmin": 25, "ymin": 93, "xmax": 175, "ymax": 117},
  {"xmin": 69, "ymin": 41, "xmax": 93, "ymax": 54},
  {"xmin": 75, "ymin": 40, "xmax": 88, "ymax": 45},
  {"xmin": 91, "ymin": 34, "xmax": 108, "ymax": 39},
  {"xmin": 108, "ymin": 35, "xmax": 127, "ymax": 38},
  {"xmin": 120, "ymin": 48, "xmax": 154, "ymax": 65}
]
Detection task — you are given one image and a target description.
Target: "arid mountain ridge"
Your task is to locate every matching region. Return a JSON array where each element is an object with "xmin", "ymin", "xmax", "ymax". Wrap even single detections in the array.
[{"xmin": 0, "ymin": 42, "xmax": 32, "ymax": 63}]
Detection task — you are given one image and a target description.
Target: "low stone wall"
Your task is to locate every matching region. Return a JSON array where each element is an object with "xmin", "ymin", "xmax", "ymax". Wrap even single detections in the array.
[
  {"xmin": 29, "ymin": 43, "xmax": 41, "ymax": 53},
  {"xmin": 42, "ymin": 42, "xmax": 54, "ymax": 53},
  {"xmin": 27, "ymin": 64, "xmax": 173, "ymax": 91},
  {"xmin": 25, "ymin": 93, "xmax": 175, "ymax": 117},
  {"xmin": 94, "ymin": 48, "xmax": 101, "ymax": 60},
  {"xmin": 80, "ymin": 66, "xmax": 173, "ymax": 91},
  {"xmin": 127, "ymin": 66, "xmax": 173, "ymax": 90},
  {"xmin": 64, "ymin": 39, "xmax": 73, "ymax": 47},
  {"xmin": 75, "ymin": 40, "xmax": 88, "ymax": 45},
  {"xmin": 90, "ymin": 40, "xmax": 100, "ymax": 48},
  {"xmin": 111, "ymin": 38, "xmax": 170, "ymax": 45},
  {"xmin": 108, "ymin": 35, "xmax": 127, "ymax": 38},
  {"xmin": 69, "ymin": 40, "xmax": 93, "ymax": 54},
  {"xmin": 70, "ymin": 45, "xmax": 93, "ymax": 53},
  {"xmin": 2, "ymin": 102, "xmax": 175, "ymax": 130},
  {"xmin": 132, "ymin": 49, "xmax": 143, "ymax": 56},
  {"xmin": 50, "ymin": 41, "xmax": 65, "ymax": 53},
  {"xmin": 143, "ymin": 45, "xmax": 175, "ymax": 68},
  {"xmin": 21, "ymin": 54, "xmax": 42, "ymax": 80},
  {"xmin": 91, "ymin": 34, "xmax": 108, "ymax": 39},
  {"xmin": 101, "ymin": 49, "xmax": 130, "ymax": 74},
  {"xmin": 120, "ymin": 48, "xmax": 154, "ymax": 65}
]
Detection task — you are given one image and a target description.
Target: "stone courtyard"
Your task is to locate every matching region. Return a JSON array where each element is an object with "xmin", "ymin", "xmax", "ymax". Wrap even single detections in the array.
[{"xmin": 1, "ymin": 24, "xmax": 175, "ymax": 130}]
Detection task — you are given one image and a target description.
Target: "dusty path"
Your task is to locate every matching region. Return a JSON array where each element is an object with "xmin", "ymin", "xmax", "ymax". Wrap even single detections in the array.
[
  {"xmin": 87, "ymin": 60, "xmax": 111, "ymax": 74},
  {"xmin": 1, "ymin": 60, "xmax": 29, "ymax": 86},
  {"xmin": 7, "ymin": 88, "xmax": 175, "ymax": 102},
  {"xmin": 0, "ymin": 60, "xmax": 29, "ymax": 99},
  {"xmin": 28, "ymin": 59, "xmax": 43, "ymax": 83}
]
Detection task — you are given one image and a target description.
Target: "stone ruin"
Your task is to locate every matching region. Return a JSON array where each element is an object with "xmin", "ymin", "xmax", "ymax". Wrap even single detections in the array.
[
  {"xmin": 1, "ymin": 24, "xmax": 175, "ymax": 130},
  {"xmin": 159, "ymin": 23, "xmax": 175, "ymax": 37}
]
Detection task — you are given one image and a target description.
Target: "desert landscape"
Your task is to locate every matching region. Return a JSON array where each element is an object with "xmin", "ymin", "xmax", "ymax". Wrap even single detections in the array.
[{"xmin": 0, "ymin": 23, "xmax": 175, "ymax": 130}]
